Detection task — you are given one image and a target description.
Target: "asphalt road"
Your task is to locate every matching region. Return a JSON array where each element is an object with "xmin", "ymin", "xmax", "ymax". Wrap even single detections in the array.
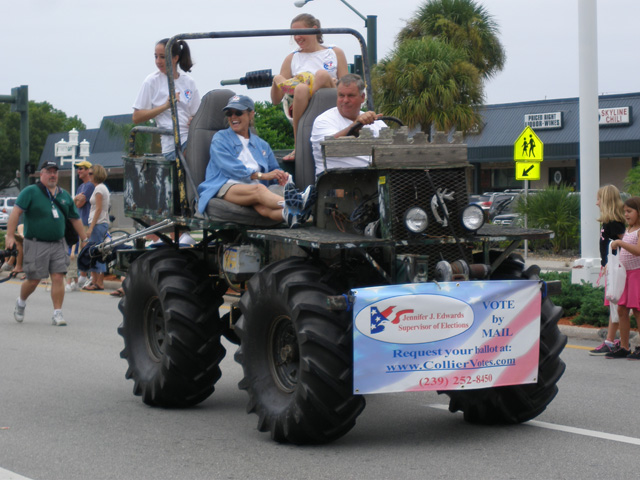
[{"xmin": 0, "ymin": 278, "xmax": 638, "ymax": 480}]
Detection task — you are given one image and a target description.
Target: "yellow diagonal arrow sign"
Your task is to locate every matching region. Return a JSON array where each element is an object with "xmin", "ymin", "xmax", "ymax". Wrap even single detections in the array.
[{"xmin": 515, "ymin": 161, "xmax": 540, "ymax": 181}]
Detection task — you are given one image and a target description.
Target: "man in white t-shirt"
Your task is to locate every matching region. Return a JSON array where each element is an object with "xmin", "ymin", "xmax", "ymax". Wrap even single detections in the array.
[{"xmin": 311, "ymin": 74, "xmax": 386, "ymax": 178}]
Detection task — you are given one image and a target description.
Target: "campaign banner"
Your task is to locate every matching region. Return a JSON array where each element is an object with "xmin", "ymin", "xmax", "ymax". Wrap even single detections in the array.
[{"xmin": 352, "ymin": 280, "xmax": 541, "ymax": 394}]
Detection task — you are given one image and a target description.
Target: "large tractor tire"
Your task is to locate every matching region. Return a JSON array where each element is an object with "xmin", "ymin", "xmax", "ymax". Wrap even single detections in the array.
[
  {"xmin": 235, "ymin": 257, "xmax": 365, "ymax": 444},
  {"xmin": 442, "ymin": 256, "xmax": 567, "ymax": 424},
  {"xmin": 118, "ymin": 248, "xmax": 226, "ymax": 407}
]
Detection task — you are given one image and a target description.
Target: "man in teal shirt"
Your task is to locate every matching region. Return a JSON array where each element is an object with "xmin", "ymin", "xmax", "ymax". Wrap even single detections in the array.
[{"xmin": 5, "ymin": 162, "xmax": 87, "ymax": 326}]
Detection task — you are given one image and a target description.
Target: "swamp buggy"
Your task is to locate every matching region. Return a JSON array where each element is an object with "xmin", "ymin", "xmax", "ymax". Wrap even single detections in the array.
[{"xmin": 104, "ymin": 28, "xmax": 566, "ymax": 445}]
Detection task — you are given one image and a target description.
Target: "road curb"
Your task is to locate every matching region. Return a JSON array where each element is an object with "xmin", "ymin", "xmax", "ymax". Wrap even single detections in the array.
[{"xmin": 558, "ymin": 324, "xmax": 601, "ymax": 341}]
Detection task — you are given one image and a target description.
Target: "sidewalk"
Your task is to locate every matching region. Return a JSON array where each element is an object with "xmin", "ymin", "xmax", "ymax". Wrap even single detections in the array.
[{"xmin": 525, "ymin": 253, "xmax": 575, "ymax": 273}]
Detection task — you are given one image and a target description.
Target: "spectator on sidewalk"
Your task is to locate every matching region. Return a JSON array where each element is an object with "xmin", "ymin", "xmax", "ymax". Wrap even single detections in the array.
[
  {"xmin": 589, "ymin": 185, "xmax": 626, "ymax": 356},
  {"xmin": 607, "ymin": 196, "xmax": 640, "ymax": 359},
  {"xmin": 71, "ymin": 160, "xmax": 95, "ymax": 290},
  {"xmin": 6, "ymin": 162, "xmax": 87, "ymax": 326},
  {"xmin": 82, "ymin": 164, "xmax": 110, "ymax": 291}
]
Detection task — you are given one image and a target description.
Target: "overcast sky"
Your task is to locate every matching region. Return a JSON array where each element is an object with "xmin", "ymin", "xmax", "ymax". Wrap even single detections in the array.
[{"xmin": 3, "ymin": 0, "xmax": 639, "ymax": 130}]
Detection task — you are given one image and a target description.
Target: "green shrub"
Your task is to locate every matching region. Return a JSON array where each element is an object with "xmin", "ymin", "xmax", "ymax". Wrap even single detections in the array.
[
  {"xmin": 254, "ymin": 101, "xmax": 294, "ymax": 150},
  {"xmin": 517, "ymin": 186, "xmax": 580, "ymax": 253},
  {"xmin": 540, "ymin": 272, "xmax": 589, "ymax": 318},
  {"xmin": 540, "ymin": 271, "xmax": 637, "ymax": 328}
]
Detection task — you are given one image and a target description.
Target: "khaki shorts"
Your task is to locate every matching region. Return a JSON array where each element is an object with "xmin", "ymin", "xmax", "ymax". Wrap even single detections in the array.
[
  {"xmin": 23, "ymin": 238, "xmax": 70, "ymax": 280},
  {"xmin": 216, "ymin": 182, "xmax": 235, "ymax": 199}
]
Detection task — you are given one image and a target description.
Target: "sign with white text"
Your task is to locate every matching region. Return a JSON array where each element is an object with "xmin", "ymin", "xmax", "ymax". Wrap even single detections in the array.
[
  {"xmin": 598, "ymin": 107, "xmax": 630, "ymax": 126},
  {"xmin": 524, "ymin": 112, "xmax": 562, "ymax": 129},
  {"xmin": 352, "ymin": 280, "xmax": 541, "ymax": 394}
]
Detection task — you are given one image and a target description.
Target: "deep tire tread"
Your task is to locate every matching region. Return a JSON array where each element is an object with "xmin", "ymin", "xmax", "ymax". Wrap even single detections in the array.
[
  {"xmin": 118, "ymin": 249, "xmax": 226, "ymax": 408},
  {"xmin": 235, "ymin": 257, "xmax": 365, "ymax": 444},
  {"xmin": 443, "ymin": 255, "xmax": 567, "ymax": 425}
]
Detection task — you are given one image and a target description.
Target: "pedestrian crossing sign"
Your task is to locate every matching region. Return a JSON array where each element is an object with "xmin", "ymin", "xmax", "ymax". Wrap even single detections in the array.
[{"xmin": 514, "ymin": 126, "xmax": 543, "ymax": 162}]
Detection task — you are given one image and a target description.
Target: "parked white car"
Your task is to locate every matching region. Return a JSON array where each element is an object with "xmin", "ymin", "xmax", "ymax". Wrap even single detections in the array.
[{"xmin": 0, "ymin": 197, "xmax": 17, "ymax": 217}]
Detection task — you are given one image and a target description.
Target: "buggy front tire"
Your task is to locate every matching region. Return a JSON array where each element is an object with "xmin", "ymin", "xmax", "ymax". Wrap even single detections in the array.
[{"xmin": 235, "ymin": 257, "xmax": 365, "ymax": 444}]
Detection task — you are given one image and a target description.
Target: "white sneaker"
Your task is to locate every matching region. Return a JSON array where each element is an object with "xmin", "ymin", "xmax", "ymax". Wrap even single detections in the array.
[
  {"xmin": 52, "ymin": 311, "xmax": 67, "ymax": 327},
  {"xmin": 77, "ymin": 276, "xmax": 88, "ymax": 289},
  {"xmin": 65, "ymin": 283, "xmax": 73, "ymax": 293},
  {"xmin": 1, "ymin": 262, "xmax": 12, "ymax": 272},
  {"xmin": 14, "ymin": 298, "xmax": 25, "ymax": 323}
]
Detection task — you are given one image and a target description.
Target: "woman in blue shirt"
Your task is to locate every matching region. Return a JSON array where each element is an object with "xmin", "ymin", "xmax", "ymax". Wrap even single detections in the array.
[{"xmin": 197, "ymin": 95, "xmax": 315, "ymax": 227}]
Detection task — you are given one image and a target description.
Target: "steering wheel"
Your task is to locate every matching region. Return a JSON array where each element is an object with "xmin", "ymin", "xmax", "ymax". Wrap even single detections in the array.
[{"xmin": 346, "ymin": 116, "xmax": 404, "ymax": 137}]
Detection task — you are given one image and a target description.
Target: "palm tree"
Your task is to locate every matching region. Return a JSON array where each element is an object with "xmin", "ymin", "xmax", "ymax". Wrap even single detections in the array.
[
  {"xmin": 398, "ymin": 0, "xmax": 506, "ymax": 79},
  {"xmin": 373, "ymin": 36, "xmax": 483, "ymax": 134}
]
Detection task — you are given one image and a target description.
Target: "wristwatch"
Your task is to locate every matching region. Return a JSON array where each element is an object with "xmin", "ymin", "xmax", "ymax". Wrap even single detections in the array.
[{"xmin": 256, "ymin": 172, "xmax": 263, "ymax": 180}]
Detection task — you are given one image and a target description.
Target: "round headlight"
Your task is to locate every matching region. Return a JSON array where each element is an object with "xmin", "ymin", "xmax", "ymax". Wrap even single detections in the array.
[
  {"xmin": 461, "ymin": 204, "xmax": 485, "ymax": 231},
  {"xmin": 404, "ymin": 207, "xmax": 428, "ymax": 233}
]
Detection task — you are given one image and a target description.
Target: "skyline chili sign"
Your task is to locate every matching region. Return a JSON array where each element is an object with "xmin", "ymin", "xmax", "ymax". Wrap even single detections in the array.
[{"xmin": 352, "ymin": 280, "xmax": 541, "ymax": 395}]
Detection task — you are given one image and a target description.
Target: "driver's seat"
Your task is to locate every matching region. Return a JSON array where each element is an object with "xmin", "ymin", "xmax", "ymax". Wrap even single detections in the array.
[{"xmin": 294, "ymin": 88, "xmax": 337, "ymax": 189}]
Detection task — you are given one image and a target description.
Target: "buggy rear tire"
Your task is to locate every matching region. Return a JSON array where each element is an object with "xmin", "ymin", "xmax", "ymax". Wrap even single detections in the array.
[
  {"xmin": 118, "ymin": 248, "xmax": 226, "ymax": 407},
  {"xmin": 442, "ymin": 263, "xmax": 567, "ymax": 424},
  {"xmin": 235, "ymin": 257, "xmax": 365, "ymax": 444}
]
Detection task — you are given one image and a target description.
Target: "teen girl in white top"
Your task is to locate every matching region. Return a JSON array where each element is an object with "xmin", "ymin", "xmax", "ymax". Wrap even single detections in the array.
[
  {"xmin": 270, "ymin": 13, "xmax": 348, "ymax": 161},
  {"xmin": 133, "ymin": 39, "xmax": 201, "ymax": 159}
]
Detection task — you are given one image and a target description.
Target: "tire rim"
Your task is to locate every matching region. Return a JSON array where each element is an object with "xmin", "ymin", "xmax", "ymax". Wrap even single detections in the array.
[
  {"xmin": 268, "ymin": 315, "xmax": 299, "ymax": 393},
  {"xmin": 143, "ymin": 296, "xmax": 166, "ymax": 362}
]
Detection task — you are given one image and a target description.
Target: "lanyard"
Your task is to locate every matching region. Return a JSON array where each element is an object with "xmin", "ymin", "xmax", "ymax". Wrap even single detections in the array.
[{"xmin": 45, "ymin": 186, "xmax": 61, "ymax": 218}]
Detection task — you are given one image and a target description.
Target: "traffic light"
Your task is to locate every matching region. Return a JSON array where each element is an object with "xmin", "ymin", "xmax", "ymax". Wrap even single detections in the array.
[{"xmin": 10, "ymin": 86, "xmax": 28, "ymax": 113}]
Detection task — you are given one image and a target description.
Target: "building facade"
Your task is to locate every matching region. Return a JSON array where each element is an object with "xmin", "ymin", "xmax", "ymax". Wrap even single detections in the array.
[{"xmin": 466, "ymin": 92, "xmax": 640, "ymax": 193}]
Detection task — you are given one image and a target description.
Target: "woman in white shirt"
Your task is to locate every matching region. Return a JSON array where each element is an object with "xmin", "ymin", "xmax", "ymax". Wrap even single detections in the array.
[
  {"xmin": 132, "ymin": 39, "xmax": 201, "ymax": 160},
  {"xmin": 83, "ymin": 165, "xmax": 111, "ymax": 291}
]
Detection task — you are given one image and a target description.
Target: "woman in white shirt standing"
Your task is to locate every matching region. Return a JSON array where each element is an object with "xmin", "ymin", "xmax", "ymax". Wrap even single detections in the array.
[
  {"xmin": 133, "ymin": 39, "xmax": 201, "ymax": 160},
  {"xmin": 83, "ymin": 165, "xmax": 111, "ymax": 291}
]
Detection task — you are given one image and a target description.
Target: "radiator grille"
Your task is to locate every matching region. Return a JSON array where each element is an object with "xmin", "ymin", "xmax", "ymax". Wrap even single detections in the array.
[{"xmin": 388, "ymin": 168, "xmax": 469, "ymax": 240}]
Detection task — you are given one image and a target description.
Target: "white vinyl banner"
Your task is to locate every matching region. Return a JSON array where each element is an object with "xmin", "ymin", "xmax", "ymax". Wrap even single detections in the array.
[{"xmin": 352, "ymin": 280, "xmax": 541, "ymax": 394}]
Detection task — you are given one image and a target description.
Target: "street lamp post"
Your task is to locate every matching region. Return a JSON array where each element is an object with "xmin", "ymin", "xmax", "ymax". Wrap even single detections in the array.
[
  {"xmin": 294, "ymin": 0, "xmax": 377, "ymax": 65},
  {"xmin": 54, "ymin": 128, "xmax": 90, "ymax": 198}
]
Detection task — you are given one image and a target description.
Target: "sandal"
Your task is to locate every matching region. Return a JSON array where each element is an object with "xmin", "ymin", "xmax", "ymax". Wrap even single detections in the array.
[
  {"xmin": 83, "ymin": 284, "xmax": 104, "ymax": 291},
  {"xmin": 110, "ymin": 288, "xmax": 124, "ymax": 297},
  {"xmin": 282, "ymin": 150, "xmax": 296, "ymax": 161}
]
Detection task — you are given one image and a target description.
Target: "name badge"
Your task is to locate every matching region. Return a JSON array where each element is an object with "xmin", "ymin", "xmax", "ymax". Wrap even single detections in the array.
[{"xmin": 52, "ymin": 206, "xmax": 59, "ymax": 219}]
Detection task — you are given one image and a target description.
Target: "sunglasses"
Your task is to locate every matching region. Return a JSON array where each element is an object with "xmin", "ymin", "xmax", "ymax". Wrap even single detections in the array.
[
  {"xmin": 225, "ymin": 109, "xmax": 246, "ymax": 117},
  {"xmin": 77, "ymin": 167, "xmax": 87, "ymax": 170},
  {"xmin": 88, "ymin": 172, "xmax": 94, "ymax": 176}
]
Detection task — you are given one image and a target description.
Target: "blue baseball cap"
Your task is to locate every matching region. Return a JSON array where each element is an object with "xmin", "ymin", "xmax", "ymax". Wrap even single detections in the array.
[{"xmin": 223, "ymin": 95, "xmax": 254, "ymax": 112}]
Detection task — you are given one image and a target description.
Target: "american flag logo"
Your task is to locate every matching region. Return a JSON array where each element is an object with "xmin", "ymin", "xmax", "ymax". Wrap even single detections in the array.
[{"xmin": 370, "ymin": 306, "xmax": 414, "ymax": 334}]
